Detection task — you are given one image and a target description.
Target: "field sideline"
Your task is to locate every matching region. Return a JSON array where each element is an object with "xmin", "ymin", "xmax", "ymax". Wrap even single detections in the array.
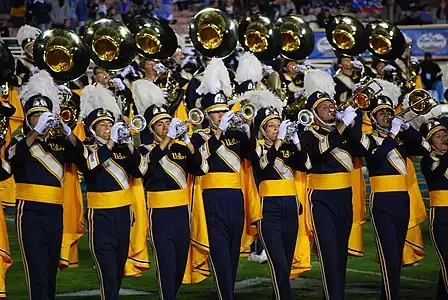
[{"xmin": 2, "ymin": 210, "xmax": 442, "ymax": 300}]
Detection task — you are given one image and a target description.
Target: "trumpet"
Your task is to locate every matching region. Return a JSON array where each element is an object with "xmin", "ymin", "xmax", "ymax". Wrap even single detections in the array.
[
  {"xmin": 117, "ymin": 115, "xmax": 147, "ymax": 143},
  {"xmin": 228, "ymin": 103, "xmax": 256, "ymax": 130},
  {"xmin": 285, "ymin": 109, "xmax": 314, "ymax": 139},
  {"xmin": 337, "ymin": 78, "xmax": 382, "ymax": 112},
  {"xmin": 175, "ymin": 108, "xmax": 204, "ymax": 138}
]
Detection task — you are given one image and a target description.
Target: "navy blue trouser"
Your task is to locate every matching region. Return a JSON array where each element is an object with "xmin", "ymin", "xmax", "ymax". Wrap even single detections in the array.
[
  {"xmin": 16, "ymin": 200, "xmax": 63, "ymax": 300},
  {"xmin": 87, "ymin": 205, "xmax": 131, "ymax": 300},
  {"xmin": 309, "ymin": 187, "xmax": 353, "ymax": 300},
  {"xmin": 429, "ymin": 206, "xmax": 448, "ymax": 300},
  {"xmin": 258, "ymin": 195, "xmax": 299, "ymax": 300},
  {"xmin": 370, "ymin": 191, "xmax": 410, "ymax": 300},
  {"xmin": 203, "ymin": 188, "xmax": 244, "ymax": 300},
  {"xmin": 149, "ymin": 205, "xmax": 190, "ymax": 300}
]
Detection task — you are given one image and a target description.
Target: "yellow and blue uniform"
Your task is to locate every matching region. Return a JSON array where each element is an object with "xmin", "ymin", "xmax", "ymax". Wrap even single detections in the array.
[
  {"xmin": 252, "ymin": 138, "xmax": 310, "ymax": 300},
  {"xmin": 6, "ymin": 133, "xmax": 81, "ymax": 300},
  {"xmin": 420, "ymin": 120, "xmax": 448, "ymax": 300},
  {"xmin": 191, "ymin": 126, "xmax": 251, "ymax": 299},
  {"xmin": 0, "ymin": 157, "xmax": 13, "ymax": 298},
  {"xmin": 76, "ymin": 138, "xmax": 145, "ymax": 300},
  {"xmin": 139, "ymin": 140, "xmax": 202, "ymax": 299},
  {"xmin": 350, "ymin": 104, "xmax": 430, "ymax": 300}
]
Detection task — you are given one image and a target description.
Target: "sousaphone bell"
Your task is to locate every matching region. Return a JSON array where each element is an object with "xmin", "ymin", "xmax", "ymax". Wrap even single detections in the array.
[
  {"xmin": 275, "ymin": 15, "xmax": 314, "ymax": 61},
  {"xmin": 83, "ymin": 18, "xmax": 137, "ymax": 70},
  {"xmin": 365, "ymin": 20, "xmax": 406, "ymax": 61},
  {"xmin": 128, "ymin": 16, "xmax": 178, "ymax": 59},
  {"xmin": 238, "ymin": 14, "xmax": 280, "ymax": 61},
  {"xmin": 33, "ymin": 28, "xmax": 90, "ymax": 82},
  {"xmin": 189, "ymin": 8, "xmax": 238, "ymax": 59},
  {"xmin": 325, "ymin": 15, "xmax": 367, "ymax": 57}
]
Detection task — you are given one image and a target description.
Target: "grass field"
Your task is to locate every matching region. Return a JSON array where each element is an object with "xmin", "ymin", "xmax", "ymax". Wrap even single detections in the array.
[{"xmin": 2, "ymin": 209, "xmax": 443, "ymax": 300}]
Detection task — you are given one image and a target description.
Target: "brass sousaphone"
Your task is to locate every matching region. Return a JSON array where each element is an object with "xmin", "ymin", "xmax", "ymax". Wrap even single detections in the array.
[
  {"xmin": 189, "ymin": 8, "xmax": 238, "ymax": 58},
  {"xmin": 325, "ymin": 15, "xmax": 368, "ymax": 57},
  {"xmin": 238, "ymin": 14, "xmax": 280, "ymax": 61},
  {"xmin": 83, "ymin": 18, "xmax": 137, "ymax": 70},
  {"xmin": 365, "ymin": 20, "xmax": 406, "ymax": 61},
  {"xmin": 275, "ymin": 15, "xmax": 314, "ymax": 61}
]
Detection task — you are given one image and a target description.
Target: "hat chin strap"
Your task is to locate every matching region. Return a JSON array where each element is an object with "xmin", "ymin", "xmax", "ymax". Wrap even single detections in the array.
[
  {"xmin": 372, "ymin": 117, "xmax": 390, "ymax": 135},
  {"xmin": 313, "ymin": 110, "xmax": 336, "ymax": 129},
  {"xmin": 90, "ymin": 128, "xmax": 108, "ymax": 145},
  {"xmin": 260, "ymin": 128, "xmax": 274, "ymax": 146},
  {"xmin": 205, "ymin": 112, "xmax": 219, "ymax": 130}
]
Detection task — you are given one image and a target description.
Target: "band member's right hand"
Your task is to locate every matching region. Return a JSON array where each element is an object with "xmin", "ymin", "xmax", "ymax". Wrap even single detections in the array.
[
  {"xmin": 61, "ymin": 122, "xmax": 72, "ymax": 137},
  {"xmin": 111, "ymin": 78, "xmax": 125, "ymax": 91},
  {"xmin": 34, "ymin": 112, "xmax": 56, "ymax": 134},
  {"xmin": 120, "ymin": 65, "xmax": 134, "ymax": 78},
  {"xmin": 32, "ymin": 66, "xmax": 40, "ymax": 74},
  {"xmin": 341, "ymin": 106, "xmax": 357, "ymax": 126},
  {"xmin": 384, "ymin": 65, "xmax": 396, "ymax": 72},
  {"xmin": 167, "ymin": 118, "xmax": 181, "ymax": 139},
  {"xmin": 294, "ymin": 88, "xmax": 304, "ymax": 99},
  {"xmin": 277, "ymin": 120, "xmax": 291, "ymax": 141},
  {"xmin": 390, "ymin": 117, "xmax": 406, "ymax": 136},
  {"xmin": 57, "ymin": 85, "xmax": 71, "ymax": 94},
  {"xmin": 110, "ymin": 122, "xmax": 124, "ymax": 143},
  {"xmin": 218, "ymin": 111, "xmax": 235, "ymax": 131},
  {"xmin": 262, "ymin": 65, "xmax": 274, "ymax": 76},
  {"xmin": 161, "ymin": 88, "xmax": 169, "ymax": 99}
]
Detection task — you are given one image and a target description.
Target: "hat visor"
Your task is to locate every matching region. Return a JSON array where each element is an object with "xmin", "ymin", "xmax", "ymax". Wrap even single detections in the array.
[
  {"xmin": 427, "ymin": 125, "xmax": 446, "ymax": 141},
  {"xmin": 260, "ymin": 115, "xmax": 281, "ymax": 130},
  {"xmin": 205, "ymin": 104, "xmax": 229, "ymax": 113},
  {"xmin": 371, "ymin": 104, "xmax": 394, "ymax": 118},
  {"xmin": 26, "ymin": 107, "xmax": 50, "ymax": 117},
  {"xmin": 90, "ymin": 116, "xmax": 115, "ymax": 131},
  {"xmin": 149, "ymin": 113, "xmax": 172, "ymax": 127}
]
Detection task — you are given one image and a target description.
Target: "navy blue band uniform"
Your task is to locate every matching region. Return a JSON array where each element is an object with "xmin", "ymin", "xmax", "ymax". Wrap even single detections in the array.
[
  {"xmin": 139, "ymin": 140, "xmax": 201, "ymax": 299},
  {"xmin": 420, "ymin": 120, "xmax": 448, "ymax": 300},
  {"xmin": 251, "ymin": 137, "xmax": 311, "ymax": 300},
  {"xmin": 191, "ymin": 122, "xmax": 250, "ymax": 299},
  {"xmin": 349, "ymin": 99, "xmax": 431, "ymax": 300}
]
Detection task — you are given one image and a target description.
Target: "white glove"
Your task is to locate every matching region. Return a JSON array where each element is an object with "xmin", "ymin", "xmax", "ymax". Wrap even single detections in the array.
[
  {"xmin": 34, "ymin": 112, "xmax": 56, "ymax": 134},
  {"xmin": 390, "ymin": 117, "xmax": 405, "ymax": 136},
  {"xmin": 218, "ymin": 111, "xmax": 235, "ymax": 131},
  {"xmin": 277, "ymin": 120, "xmax": 291, "ymax": 141},
  {"xmin": 112, "ymin": 78, "xmax": 125, "ymax": 91},
  {"xmin": 161, "ymin": 87, "xmax": 168, "ymax": 99},
  {"xmin": 352, "ymin": 60, "xmax": 363, "ymax": 69},
  {"xmin": 342, "ymin": 106, "xmax": 357, "ymax": 126},
  {"xmin": 292, "ymin": 131, "xmax": 300, "ymax": 147},
  {"xmin": 410, "ymin": 56, "xmax": 419, "ymax": 63},
  {"xmin": 61, "ymin": 122, "xmax": 72, "ymax": 137},
  {"xmin": 183, "ymin": 132, "xmax": 190, "ymax": 144},
  {"xmin": 154, "ymin": 63, "xmax": 167, "ymax": 74},
  {"xmin": 304, "ymin": 59, "xmax": 313, "ymax": 67},
  {"xmin": 384, "ymin": 64, "xmax": 396, "ymax": 72},
  {"xmin": 294, "ymin": 88, "xmax": 304, "ymax": 99},
  {"xmin": 351, "ymin": 83, "xmax": 360, "ymax": 92},
  {"xmin": 57, "ymin": 85, "xmax": 71, "ymax": 94},
  {"xmin": 296, "ymin": 64, "xmax": 307, "ymax": 73},
  {"xmin": 167, "ymin": 118, "xmax": 181, "ymax": 139},
  {"xmin": 120, "ymin": 65, "xmax": 134, "ymax": 78},
  {"xmin": 336, "ymin": 110, "xmax": 345, "ymax": 121},
  {"xmin": 110, "ymin": 122, "xmax": 125, "ymax": 143},
  {"xmin": 262, "ymin": 65, "xmax": 274, "ymax": 76},
  {"xmin": 32, "ymin": 66, "xmax": 40, "ymax": 74}
]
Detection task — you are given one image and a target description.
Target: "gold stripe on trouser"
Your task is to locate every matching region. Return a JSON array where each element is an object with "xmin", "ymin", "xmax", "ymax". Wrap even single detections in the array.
[
  {"xmin": 369, "ymin": 193, "xmax": 392, "ymax": 300},
  {"xmin": 429, "ymin": 208, "xmax": 448, "ymax": 293},
  {"xmin": 88, "ymin": 209, "xmax": 106, "ymax": 300},
  {"xmin": 208, "ymin": 250, "xmax": 224, "ymax": 300},
  {"xmin": 148, "ymin": 208, "xmax": 166, "ymax": 300},
  {"xmin": 308, "ymin": 189, "xmax": 330, "ymax": 300},
  {"xmin": 256, "ymin": 213, "xmax": 280, "ymax": 300},
  {"xmin": 16, "ymin": 200, "xmax": 32, "ymax": 299}
]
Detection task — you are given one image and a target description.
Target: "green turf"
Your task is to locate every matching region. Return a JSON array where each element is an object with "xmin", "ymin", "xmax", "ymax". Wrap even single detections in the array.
[{"xmin": 2, "ymin": 210, "xmax": 442, "ymax": 300}]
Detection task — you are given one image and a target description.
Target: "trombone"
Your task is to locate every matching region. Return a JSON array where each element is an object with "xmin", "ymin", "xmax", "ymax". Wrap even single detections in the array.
[
  {"xmin": 389, "ymin": 89, "xmax": 437, "ymax": 123},
  {"xmin": 337, "ymin": 79, "xmax": 382, "ymax": 112}
]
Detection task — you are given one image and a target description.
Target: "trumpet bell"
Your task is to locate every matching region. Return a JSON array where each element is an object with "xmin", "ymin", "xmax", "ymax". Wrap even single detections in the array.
[
  {"xmin": 83, "ymin": 19, "xmax": 137, "ymax": 71},
  {"xmin": 188, "ymin": 108, "xmax": 204, "ymax": 125},
  {"xmin": 128, "ymin": 17, "xmax": 178, "ymax": 59},
  {"xmin": 275, "ymin": 15, "xmax": 314, "ymax": 61},
  {"xmin": 238, "ymin": 14, "xmax": 280, "ymax": 61},
  {"xmin": 189, "ymin": 8, "xmax": 238, "ymax": 58},
  {"xmin": 325, "ymin": 15, "xmax": 367, "ymax": 56},
  {"xmin": 34, "ymin": 29, "xmax": 90, "ymax": 82},
  {"xmin": 297, "ymin": 109, "xmax": 314, "ymax": 126},
  {"xmin": 365, "ymin": 20, "xmax": 406, "ymax": 61},
  {"xmin": 131, "ymin": 115, "xmax": 147, "ymax": 132},
  {"xmin": 241, "ymin": 103, "xmax": 256, "ymax": 120}
]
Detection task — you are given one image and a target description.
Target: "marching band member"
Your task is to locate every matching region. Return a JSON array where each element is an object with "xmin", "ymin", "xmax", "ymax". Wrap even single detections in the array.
[
  {"xmin": 279, "ymin": 59, "xmax": 302, "ymax": 106},
  {"xmin": 0, "ymin": 102, "xmax": 16, "ymax": 298},
  {"xmin": 14, "ymin": 25, "xmax": 41, "ymax": 87},
  {"xmin": 300, "ymin": 69, "xmax": 358, "ymax": 300},
  {"xmin": 248, "ymin": 90, "xmax": 310, "ymax": 299},
  {"xmin": 78, "ymin": 84, "xmax": 144, "ymax": 300},
  {"xmin": 333, "ymin": 55, "xmax": 357, "ymax": 105},
  {"xmin": 348, "ymin": 80, "xmax": 431, "ymax": 300},
  {"xmin": 133, "ymin": 79, "xmax": 201, "ymax": 299},
  {"xmin": 188, "ymin": 57, "xmax": 260, "ymax": 298},
  {"xmin": 6, "ymin": 71, "xmax": 81, "ymax": 300},
  {"xmin": 420, "ymin": 119, "xmax": 448, "ymax": 300},
  {"xmin": 92, "ymin": 66, "xmax": 137, "ymax": 118}
]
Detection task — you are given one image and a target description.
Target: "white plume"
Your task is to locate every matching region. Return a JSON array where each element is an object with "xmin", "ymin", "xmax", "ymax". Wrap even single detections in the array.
[
  {"xmin": 176, "ymin": 33, "xmax": 186, "ymax": 50},
  {"xmin": 235, "ymin": 52, "xmax": 263, "ymax": 84},
  {"xmin": 401, "ymin": 93, "xmax": 448, "ymax": 130},
  {"xmin": 196, "ymin": 58, "xmax": 232, "ymax": 97},
  {"xmin": 376, "ymin": 79, "xmax": 401, "ymax": 108},
  {"xmin": 80, "ymin": 85, "xmax": 121, "ymax": 120},
  {"xmin": 304, "ymin": 69, "xmax": 336, "ymax": 99},
  {"xmin": 132, "ymin": 79, "xmax": 166, "ymax": 114},
  {"xmin": 19, "ymin": 70, "xmax": 60, "ymax": 114},
  {"xmin": 235, "ymin": 90, "xmax": 286, "ymax": 115},
  {"xmin": 16, "ymin": 25, "xmax": 41, "ymax": 46}
]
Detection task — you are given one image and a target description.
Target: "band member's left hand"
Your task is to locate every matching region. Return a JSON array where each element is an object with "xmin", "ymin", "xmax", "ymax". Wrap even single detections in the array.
[
  {"xmin": 57, "ymin": 85, "xmax": 71, "ymax": 94},
  {"xmin": 167, "ymin": 118, "xmax": 181, "ymax": 139},
  {"xmin": 61, "ymin": 121, "xmax": 72, "ymax": 137},
  {"xmin": 292, "ymin": 131, "xmax": 301, "ymax": 149},
  {"xmin": 110, "ymin": 122, "xmax": 124, "ymax": 143},
  {"xmin": 341, "ymin": 107, "xmax": 357, "ymax": 126},
  {"xmin": 277, "ymin": 120, "xmax": 291, "ymax": 141},
  {"xmin": 390, "ymin": 117, "xmax": 405, "ymax": 136},
  {"xmin": 294, "ymin": 88, "xmax": 304, "ymax": 99},
  {"xmin": 183, "ymin": 132, "xmax": 190, "ymax": 144},
  {"xmin": 111, "ymin": 78, "xmax": 125, "ymax": 91},
  {"xmin": 218, "ymin": 111, "xmax": 235, "ymax": 131},
  {"xmin": 120, "ymin": 65, "xmax": 135, "ymax": 78}
]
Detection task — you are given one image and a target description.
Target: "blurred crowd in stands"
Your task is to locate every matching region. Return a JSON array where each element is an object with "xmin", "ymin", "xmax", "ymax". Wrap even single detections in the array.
[{"xmin": 0, "ymin": 0, "xmax": 446, "ymax": 39}]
